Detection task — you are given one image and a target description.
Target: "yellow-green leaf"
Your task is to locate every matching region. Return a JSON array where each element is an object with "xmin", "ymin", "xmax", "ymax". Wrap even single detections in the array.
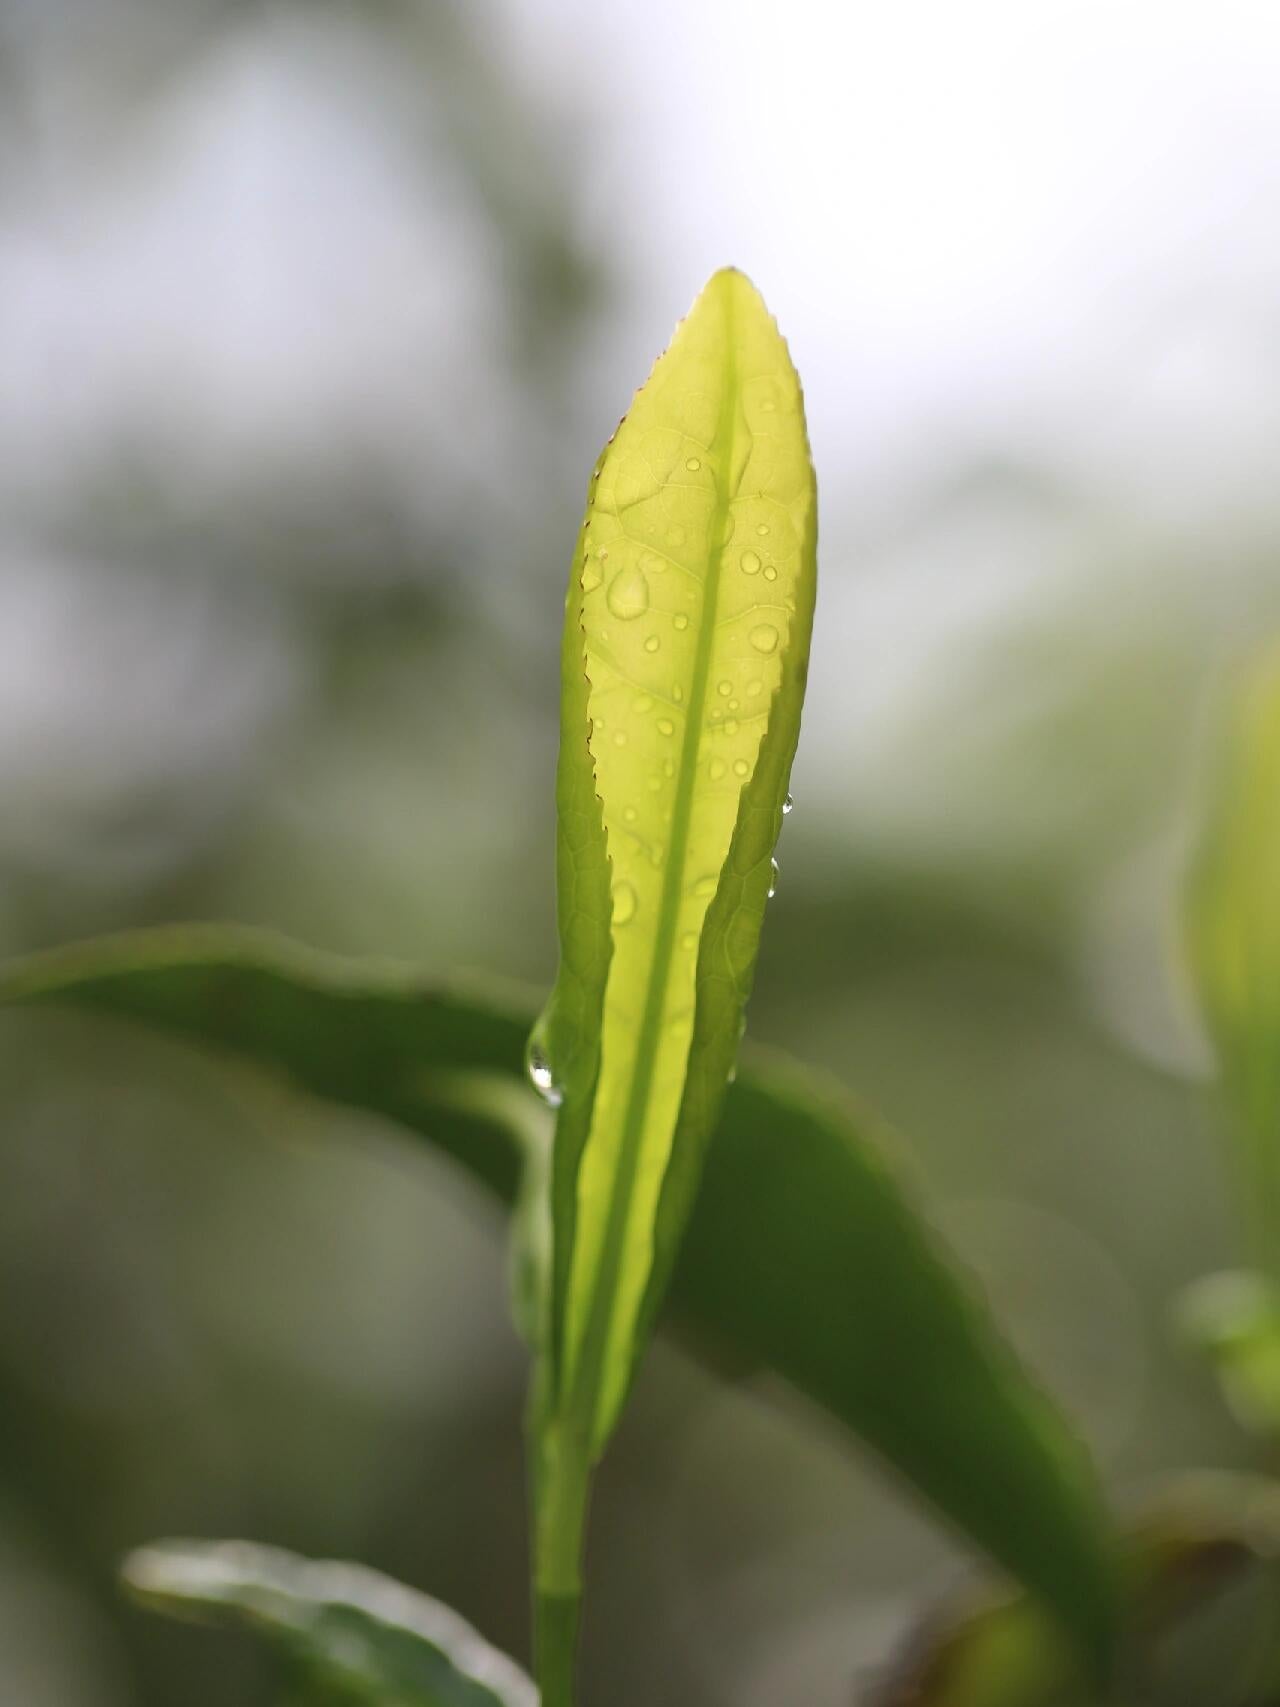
[{"xmin": 539, "ymin": 267, "xmax": 816, "ymax": 1458}]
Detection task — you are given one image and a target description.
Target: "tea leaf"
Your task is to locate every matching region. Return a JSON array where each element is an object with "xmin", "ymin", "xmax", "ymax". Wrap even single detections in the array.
[
  {"xmin": 539, "ymin": 267, "xmax": 816, "ymax": 1464},
  {"xmin": 0, "ymin": 925, "xmax": 1117, "ymax": 1662},
  {"xmin": 122, "ymin": 1538, "xmax": 536, "ymax": 1706},
  {"xmin": 529, "ymin": 269, "xmax": 820, "ymax": 1691},
  {"xmin": 1186, "ymin": 644, "xmax": 1280, "ymax": 1261}
]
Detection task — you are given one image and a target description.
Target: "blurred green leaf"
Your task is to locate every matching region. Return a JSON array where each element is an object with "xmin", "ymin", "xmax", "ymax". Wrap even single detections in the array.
[
  {"xmin": 875, "ymin": 1474, "xmax": 1280, "ymax": 1707},
  {"xmin": 1186, "ymin": 644, "xmax": 1280, "ymax": 1262},
  {"xmin": 122, "ymin": 1538, "xmax": 535, "ymax": 1707},
  {"xmin": 1177, "ymin": 1271, "xmax": 1280, "ymax": 1441},
  {"xmin": 0, "ymin": 925, "xmax": 1116, "ymax": 1663}
]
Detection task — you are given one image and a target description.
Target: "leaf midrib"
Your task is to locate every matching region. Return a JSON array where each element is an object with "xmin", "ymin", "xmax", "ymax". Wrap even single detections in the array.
[{"xmin": 564, "ymin": 287, "xmax": 743, "ymax": 1434}]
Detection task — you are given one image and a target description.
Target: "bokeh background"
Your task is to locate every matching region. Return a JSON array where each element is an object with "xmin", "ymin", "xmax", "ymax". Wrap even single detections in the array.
[{"xmin": 2, "ymin": 2, "xmax": 1278, "ymax": 1701}]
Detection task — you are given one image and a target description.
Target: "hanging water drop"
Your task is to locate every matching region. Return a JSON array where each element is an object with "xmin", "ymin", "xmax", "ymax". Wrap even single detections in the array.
[
  {"xmin": 607, "ymin": 566, "xmax": 650, "ymax": 621},
  {"xmin": 782, "ymin": 791, "xmax": 794, "ymax": 815},
  {"xmin": 767, "ymin": 858, "xmax": 779, "ymax": 899},
  {"xmin": 526, "ymin": 1041, "xmax": 563, "ymax": 1108}
]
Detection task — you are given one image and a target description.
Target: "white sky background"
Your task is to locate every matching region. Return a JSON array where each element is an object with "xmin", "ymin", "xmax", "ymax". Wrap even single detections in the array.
[
  {"xmin": 4, "ymin": 0, "xmax": 1280, "ymax": 925},
  {"xmin": 497, "ymin": 0, "xmax": 1280, "ymax": 881},
  {"xmin": 508, "ymin": 0, "xmax": 1280, "ymax": 502}
]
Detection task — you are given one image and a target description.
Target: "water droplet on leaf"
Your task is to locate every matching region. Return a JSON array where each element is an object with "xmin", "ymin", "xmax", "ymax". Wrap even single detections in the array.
[
  {"xmin": 740, "ymin": 550, "xmax": 761, "ymax": 576},
  {"xmin": 783, "ymin": 792, "xmax": 794, "ymax": 815},
  {"xmin": 607, "ymin": 567, "xmax": 650, "ymax": 621},
  {"xmin": 750, "ymin": 624, "xmax": 779, "ymax": 654},
  {"xmin": 657, "ymin": 717, "xmax": 674, "ymax": 736},
  {"xmin": 709, "ymin": 758, "xmax": 726, "ymax": 780},
  {"xmin": 768, "ymin": 858, "xmax": 779, "ymax": 899},
  {"xmin": 644, "ymin": 634, "xmax": 661, "ymax": 653},
  {"xmin": 527, "ymin": 1041, "xmax": 563, "ymax": 1108},
  {"xmin": 613, "ymin": 881, "xmax": 637, "ymax": 925}
]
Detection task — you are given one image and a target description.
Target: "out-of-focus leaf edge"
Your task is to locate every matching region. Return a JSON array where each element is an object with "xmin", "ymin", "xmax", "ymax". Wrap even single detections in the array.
[
  {"xmin": 0, "ymin": 926, "xmax": 1118, "ymax": 1667},
  {"xmin": 122, "ymin": 1536, "xmax": 536, "ymax": 1707}
]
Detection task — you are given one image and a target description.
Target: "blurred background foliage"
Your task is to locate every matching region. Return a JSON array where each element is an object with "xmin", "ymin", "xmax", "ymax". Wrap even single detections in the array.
[{"xmin": 2, "ymin": 1, "xmax": 1280, "ymax": 1701}]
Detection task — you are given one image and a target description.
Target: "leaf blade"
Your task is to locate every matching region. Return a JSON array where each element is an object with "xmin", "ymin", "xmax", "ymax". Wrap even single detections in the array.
[{"xmin": 548, "ymin": 267, "xmax": 817, "ymax": 1450}]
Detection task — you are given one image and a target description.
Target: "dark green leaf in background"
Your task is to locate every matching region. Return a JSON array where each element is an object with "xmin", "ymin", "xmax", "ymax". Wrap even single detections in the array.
[{"xmin": 0, "ymin": 925, "xmax": 1118, "ymax": 1664}]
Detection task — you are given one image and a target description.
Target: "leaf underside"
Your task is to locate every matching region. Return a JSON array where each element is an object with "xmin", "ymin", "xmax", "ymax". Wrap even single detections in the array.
[
  {"xmin": 122, "ymin": 1538, "xmax": 536, "ymax": 1707},
  {"xmin": 0, "ymin": 926, "xmax": 1116, "ymax": 1662},
  {"xmin": 542, "ymin": 266, "xmax": 818, "ymax": 1451}
]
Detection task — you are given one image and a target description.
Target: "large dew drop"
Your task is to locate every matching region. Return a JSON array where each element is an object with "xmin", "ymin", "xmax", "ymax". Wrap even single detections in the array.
[
  {"xmin": 749, "ymin": 623, "xmax": 779, "ymax": 655},
  {"xmin": 607, "ymin": 566, "xmax": 650, "ymax": 621},
  {"xmin": 526, "ymin": 1040, "xmax": 563, "ymax": 1109}
]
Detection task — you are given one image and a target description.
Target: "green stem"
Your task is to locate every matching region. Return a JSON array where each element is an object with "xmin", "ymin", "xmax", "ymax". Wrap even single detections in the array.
[
  {"xmin": 531, "ymin": 1403, "xmax": 591, "ymax": 1706},
  {"xmin": 535, "ymin": 1588, "xmax": 582, "ymax": 1707}
]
